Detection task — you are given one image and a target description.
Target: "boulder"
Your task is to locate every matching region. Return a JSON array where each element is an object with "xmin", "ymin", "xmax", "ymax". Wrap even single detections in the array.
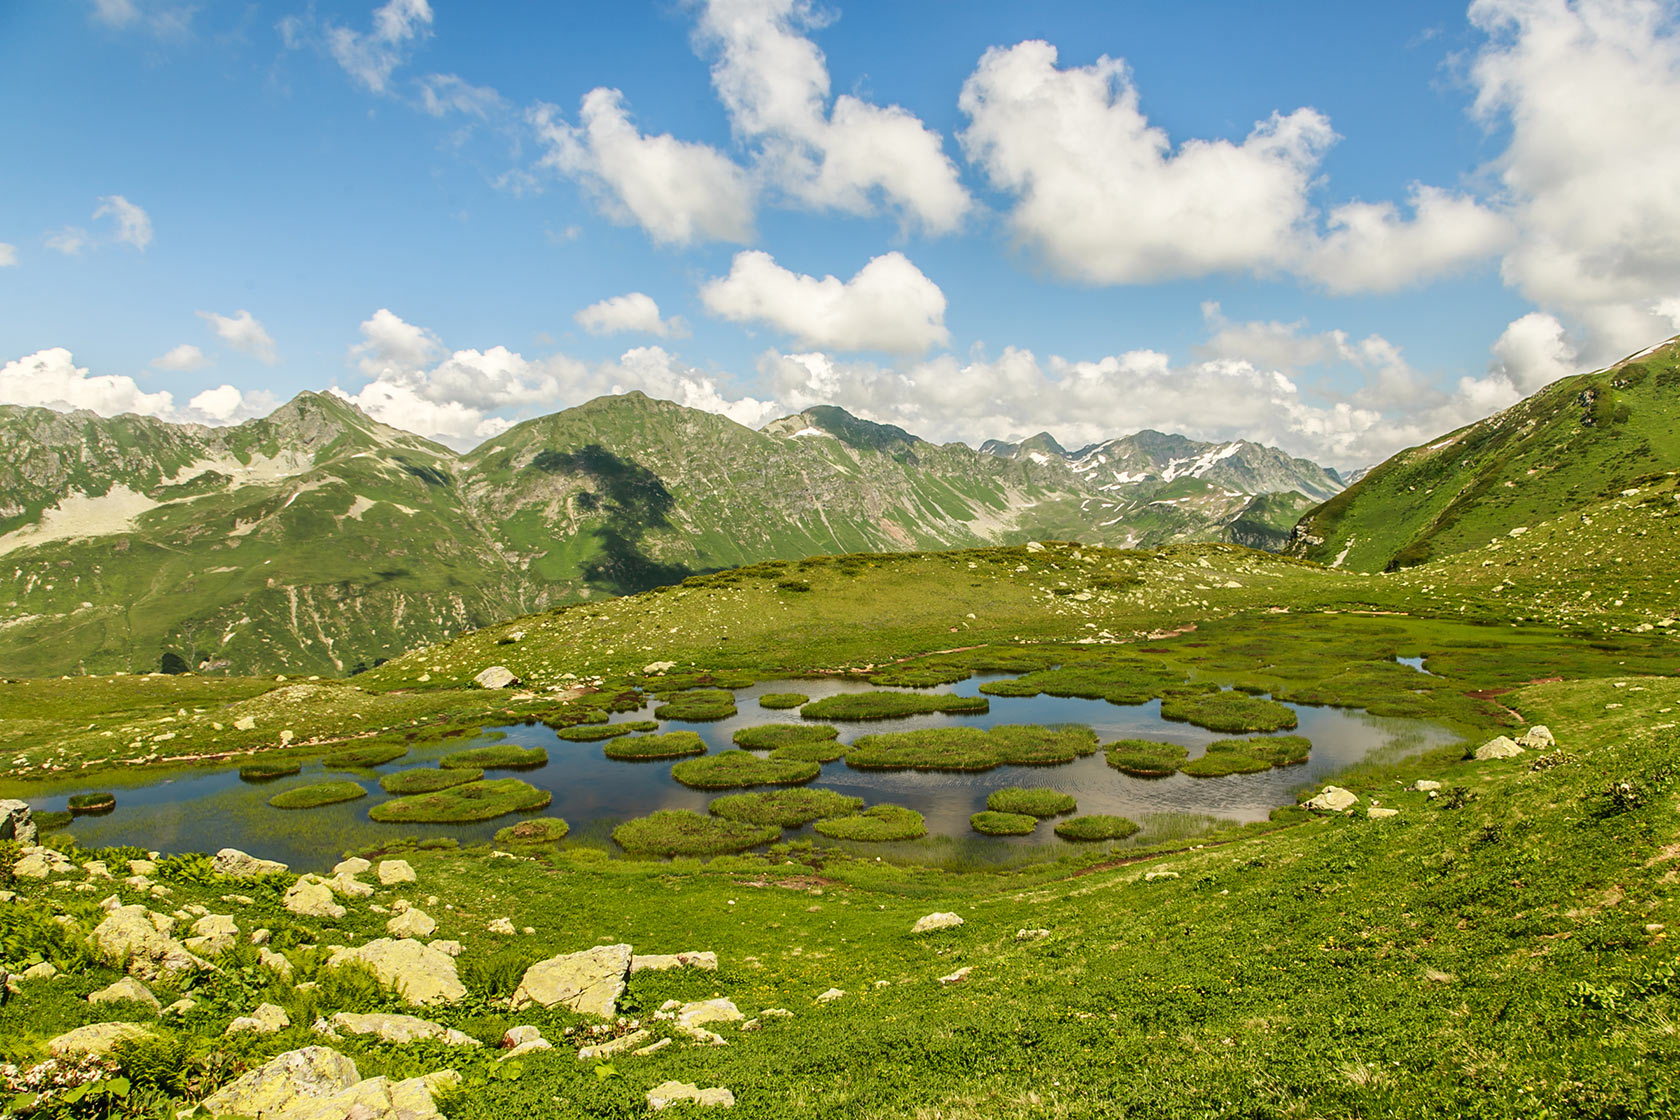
[
  {"xmin": 284, "ymin": 877, "xmax": 346, "ymax": 920},
  {"xmin": 647, "ymin": 1081, "xmax": 736, "ymax": 1111},
  {"xmin": 677, "ymin": 998, "xmax": 743, "ymax": 1029},
  {"xmin": 47, "ymin": 1022, "xmax": 154, "ymax": 1057},
  {"xmin": 939, "ymin": 967, "xmax": 973, "ymax": 984},
  {"xmin": 260, "ymin": 947, "xmax": 294, "ymax": 979},
  {"xmin": 473, "ymin": 666, "xmax": 519, "ymax": 690},
  {"xmin": 1413, "ymin": 780, "xmax": 1442, "ymax": 792},
  {"xmin": 88, "ymin": 976, "xmax": 161, "ymax": 1012},
  {"xmin": 1015, "ymin": 929, "xmax": 1050, "ymax": 941},
  {"xmin": 186, "ymin": 913, "xmax": 240, "ymax": 954},
  {"xmin": 327, "ymin": 938, "xmax": 465, "ymax": 1006},
  {"xmin": 387, "ymin": 909, "xmax": 437, "ymax": 939},
  {"xmin": 378, "ymin": 859, "xmax": 417, "ymax": 885},
  {"xmin": 269, "ymin": 1071, "xmax": 458, "ymax": 1120},
  {"xmin": 329, "ymin": 873, "xmax": 374, "ymax": 899},
  {"xmin": 631, "ymin": 951, "xmax": 718, "ymax": 973},
  {"xmin": 332, "ymin": 857, "xmax": 372, "ymax": 877},
  {"xmin": 212, "ymin": 848, "xmax": 288, "ymax": 877},
  {"xmin": 1474, "ymin": 736, "xmax": 1525, "ymax": 761},
  {"xmin": 198, "ymin": 1046, "xmax": 361, "ymax": 1117},
  {"xmin": 512, "ymin": 943, "xmax": 633, "ymax": 1017},
  {"xmin": 486, "ymin": 917, "xmax": 516, "ymax": 935},
  {"xmin": 324, "ymin": 1011, "xmax": 480, "ymax": 1047},
  {"xmin": 0, "ymin": 799, "xmax": 37, "ymax": 845},
  {"xmin": 14, "ymin": 846, "xmax": 74, "ymax": 879},
  {"xmin": 21, "ymin": 961, "xmax": 58, "ymax": 981},
  {"xmin": 502, "ymin": 1025, "xmax": 548, "ymax": 1049},
  {"xmin": 578, "ymin": 1029, "xmax": 651, "ymax": 1060},
  {"xmin": 227, "ymin": 1002, "xmax": 291, "ymax": 1034},
  {"xmin": 1367, "ymin": 807, "xmax": 1400, "ymax": 819},
  {"xmin": 816, "ymin": 988, "xmax": 844, "ymax": 1002},
  {"xmin": 911, "ymin": 912, "xmax": 964, "ymax": 934},
  {"xmin": 1520, "ymin": 725, "xmax": 1556, "ymax": 750},
  {"xmin": 89, "ymin": 904, "xmax": 210, "ymax": 980},
  {"xmin": 1305, "ymin": 786, "xmax": 1359, "ymax": 813}
]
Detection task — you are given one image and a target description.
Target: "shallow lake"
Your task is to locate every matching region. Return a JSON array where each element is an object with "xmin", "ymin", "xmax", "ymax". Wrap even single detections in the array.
[{"xmin": 18, "ymin": 676, "xmax": 1456, "ymax": 870}]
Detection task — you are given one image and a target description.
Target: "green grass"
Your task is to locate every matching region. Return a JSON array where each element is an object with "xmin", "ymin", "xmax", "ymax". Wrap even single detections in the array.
[
  {"xmin": 652, "ymin": 688, "xmax": 738, "ymax": 722},
  {"xmin": 237, "ymin": 759, "xmax": 302, "ymax": 781},
  {"xmin": 322, "ymin": 743, "xmax": 409, "ymax": 770},
  {"xmin": 31, "ymin": 809, "xmax": 71, "ymax": 831},
  {"xmin": 438, "ymin": 744, "xmax": 549, "ymax": 770},
  {"xmin": 1159, "ymin": 690, "xmax": 1298, "ymax": 733},
  {"xmin": 66, "ymin": 792, "xmax": 116, "ymax": 814},
  {"xmin": 553, "ymin": 723, "xmax": 634, "ymax": 742},
  {"xmin": 799, "ymin": 692, "xmax": 989, "ymax": 721},
  {"xmin": 612, "ymin": 809, "xmax": 779, "ymax": 856},
  {"xmin": 670, "ymin": 750, "xmax": 821, "ymax": 790},
  {"xmin": 708, "ymin": 789, "xmax": 865, "ymax": 827},
  {"xmin": 267, "ymin": 781, "xmax": 367, "ymax": 810},
  {"xmin": 985, "ymin": 787, "xmax": 1076, "ymax": 817},
  {"xmin": 757, "ymin": 692, "xmax": 808, "ymax": 710},
  {"xmin": 492, "ymin": 817, "xmax": 570, "ymax": 845},
  {"xmin": 979, "ymin": 659, "xmax": 1183, "ymax": 705},
  {"xmin": 368, "ymin": 778, "xmax": 551, "ymax": 824},
  {"xmin": 1179, "ymin": 735, "xmax": 1314, "ymax": 779},
  {"xmin": 845, "ymin": 724, "xmax": 1099, "ymax": 772},
  {"xmin": 1104, "ymin": 739, "xmax": 1190, "ymax": 777},
  {"xmin": 602, "ymin": 731, "xmax": 705, "ymax": 760},
  {"xmin": 1053, "ymin": 813, "xmax": 1141, "ymax": 841},
  {"xmin": 378, "ymin": 767, "xmax": 482, "ymax": 794},
  {"xmin": 812, "ymin": 803, "xmax": 927, "ymax": 841},
  {"xmin": 732, "ymin": 723, "xmax": 838, "ymax": 750},
  {"xmin": 970, "ymin": 810, "xmax": 1039, "ymax": 836}
]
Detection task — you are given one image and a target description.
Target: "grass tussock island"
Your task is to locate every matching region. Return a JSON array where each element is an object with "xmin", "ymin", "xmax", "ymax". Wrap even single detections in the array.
[
  {"xmin": 1179, "ymin": 734, "xmax": 1312, "ymax": 777},
  {"xmin": 1105, "ymin": 738, "xmax": 1191, "ymax": 777},
  {"xmin": 1159, "ymin": 689, "xmax": 1299, "ymax": 733},
  {"xmin": 551, "ymin": 723, "xmax": 633, "ymax": 742},
  {"xmin": 651, "ymin": 687, "xmax": 738, "ymax": 722},
  {"xmin": 706, "ymin": 788, "xmax": 865, "ymax": 827},
  {"xmin": 602, "ymin": 730, "xmax": 706, "ymax": 760},
  {"xmin": 437, "ymin": 744, "xmax": 548, "ymax": 771},
  {"xmin": 491, "ymin": 817, "xmax": 570, "ymax": 845},
  {"xmin": 969, "ymin": 809, "xmax": 1040, "ymax": 835},
  {"xmin": 1053, "ymin": 813, "xmax": 1142, "ymax": 841},
  {"xmin": 986, "ymin": 786, "xmax": 1077, "ymax": 817},
  {"xmin": 377, "ymin": 766, "xmax": 482, "ymax": 794},
  {"xmin": 844, "ymin": 724, "xmax": 1099, "ymax": 771},
  {"xmin": 730, "ymin": 722, "xmax": 838, "ymax": 750},
  {"xmin": 367, "ymin": 777, "xmax": 551, "ymax": 823},
  {"xmin": 65, "ymin": 792, "xmax": 116, "ymax": 814},
  {"xmin": 237, "ymin": 759, "xmax": 302, "ymax": 781},
  {"xmin": 798, "ymin": 692, "xmax": 989, "ymax": 721},
  {"xmin": 321, "ymin": 743, "xmax": 409, "ymax": 770},
  {"xmin": 811, "ymin": 803, "xmax": 928, "ymax": 841},
  {"xmin": 669, "ymin": 750, "xmax": 820, "ymax": 790},
  {"xmin": 756, "ymin": 692, "xmax": 808, "ymax": 709},
  {"xmin": 266, "ymin": 781, "xmax": 367, "ymax": 810},
  {"xmin": 611, "ymin": 808, "xmax": 779, "ymax": 856}
]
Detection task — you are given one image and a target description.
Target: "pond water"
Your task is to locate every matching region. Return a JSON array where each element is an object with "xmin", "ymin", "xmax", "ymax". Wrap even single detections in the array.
[{"xmin": 18, "ymin": 676, "xmax": 1456, "ymax": 871}]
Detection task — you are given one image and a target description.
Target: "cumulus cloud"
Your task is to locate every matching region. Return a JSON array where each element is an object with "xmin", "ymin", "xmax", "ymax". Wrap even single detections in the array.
[
  {"xmin": 701, "ymin": 250, "xmax": 949, "ymax": 353},
  {"xmin": 350, "ymin": 307, "xmax": 443, "ymax": 376},
  {"xmin": 183, "ymin": 384, "xmax": 279, "ymax": 425},
  {"xmin": 0, "ymin": 243, "xmax": 15, "ymax": 267},
  {"xmin": 1489, "ymin": 311, "xmax": 1580, "ymax": 394},
  {"xmin": 1470, "ymin": 0, "xmax": 1680, "ymax": 356},
  {"xmin": 530, "ymin": 90, "xmax": 755, "ymax": 246},
  {"xmin": 93, "ymin": 195, "xmax": 153, "ymax": 250},
  {"xmin": 575, "ymin": 292, "xmax": 686, "ymax": 337},
  {"xmin": 151, "ymin": 343, "xmax": 209, "ymax": 371},
  {"xmin": 693, "ymin": 0, "xmax": 971, "ymax": 234},
  {"xmin": 324, "ymin": 0, "xmax": 433, "ymax": 94},
  {"xmin": 198, "ymin": 309, "xmax": 278, "ymax": 364},
  {"xmin": 0, "ymin": 348, "xmax": 175, "ymax": 418},
  {"xmin": 957, "ymin": 40, "xmax": 1506, "ymax": 291},
  {"xmin": 45, "ymin": 228, "xmax": 91, "ymax": 256},
  {"xmin": 418, "ymin": 73, "xmax": 504, "ymax": 118}
]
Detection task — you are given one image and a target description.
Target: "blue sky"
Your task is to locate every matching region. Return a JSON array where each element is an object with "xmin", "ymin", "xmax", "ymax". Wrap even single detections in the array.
[{"xmin": 3, "ymin": 0, "xmax": 1679, "ymax": 469}]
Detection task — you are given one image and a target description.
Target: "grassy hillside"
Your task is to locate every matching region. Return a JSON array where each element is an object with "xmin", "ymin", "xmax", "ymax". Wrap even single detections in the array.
[{"xmin": 1291, "ymin": 336, "xmax": 1680, "ymax": 571}]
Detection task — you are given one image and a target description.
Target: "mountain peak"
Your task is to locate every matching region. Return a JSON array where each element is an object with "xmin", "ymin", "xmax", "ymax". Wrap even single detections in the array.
[{"xmin": 763, "ymin": 405, "xmax": 922, "ymax": 454}]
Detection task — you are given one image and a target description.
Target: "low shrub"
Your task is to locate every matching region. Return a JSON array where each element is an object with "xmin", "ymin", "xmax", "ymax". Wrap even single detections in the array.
[
  {"xmin": 800, "ymin": 692, "xmax": 989, "ymax": 721},
  {"xmin": 239, "ymin": 759, "xmax": 302, "ymax": 781},
  {"xmin": 1054, "ymin": 814, "xmax": 1141, "ymax": 841},
  {"xmin": 1160, "ymin": 691, "xmax": 1298, "ymax": 733},
  {"xmin": 268, "ymin": 781, "xmax": 367, "ymax": 810},
  {"xmin": 1105, "ymin": 739, "xmax": 1190, "ymax": 777},
  {"xmin": 613, "ymin": 809, "xmax": 779, "ymax": 856},
  {"xmin": 604, "ymin": 731, "xmax": 706, "ymax": 760},
  {"xmin": 379, "ymin": 767, "xmax": 482, "ymax": 794},
  {"xmin": 813, "ymin": 803, "xmax": 927, "ymax": 841},
  {"xmin": 671, "ymin": 750, "xmax": 820, "ymax": 789},
  {"xmin": 709, "ymin": 789, "xmax": 865, "ymax": 827},
  {"xmin": 757, "ymin": 693, "xmax": 809, "ymax": 710},
  {"xmin": 323, "ymin": 743, "xmax": 408, "ymax": 770},
  {"xmin": 970, "ymin": 810, "xmax": 1039, "ymax": 835},
  {"xmin": 369, "ymin": 778, "xmax": 552, "ymax": 823},
  {"xmin": 653, "ymin": 688, "xmax": 738, "ymax": 722},
  {"xmin": 846, "ymin": 724, "xmax": 1098, "ymax": 772},
  {"xmin": 986, "ymin": 787, "xmax": 1076, "ymax": 817},
  {"xmin": 66, "ymin": 792, "xmax": 116, "ymax": 814},
  {"xmin": 439, "ymin": 744, "xmax": 549, "ymax": 770},
  {"xmin": 493, "ymin": 817, "xmax": 570, "ymax": 845},
  {"xmin": 733, "ymin": 723, "xmax": 839, "ymax": 750}
]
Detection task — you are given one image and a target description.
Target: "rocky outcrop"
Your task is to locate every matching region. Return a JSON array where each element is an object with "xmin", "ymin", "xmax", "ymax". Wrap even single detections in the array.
[
  {"xmin": 13, "ymin": 846, "xmax": 74, "ymax": 879},
  {"xmin": 197, "ymin": 1046, "xmax": 360, "ymax": 1117},
  {"xmin": 327, "ymin": 938, "xmax": 465, "ymax": 1006},
  {"xmin": 319, "ymin": 1011, "xmax": 480, "ymax": 1047},
  {"xmin": 47, "ymin": 1022, "xmax": 154, "ymax": 1057},
  {"xmin": 284, "ymin": 876, "xmax": 347, "ymax": 919},
  {"xmin": 1305, "ymin": 786, "xmax": 1359, "ymax": 812},
  {"xmin": 0, "ymin": 799, "xmax": 36, "ymax": 845},
  {"xmin": 88, "ymin": 976, "xmax": 161, "ymax": 1012},
  {"xmin": 512, "ymin": 943, "xmax": 632, "ymax": 1017},
  {"xmin": 227, "ymin": 1003, "xmax": 291, "ymax": 1034},
  {"xmin": 89, "ymin": 904, "xmax": 210, "ymax": 980}
]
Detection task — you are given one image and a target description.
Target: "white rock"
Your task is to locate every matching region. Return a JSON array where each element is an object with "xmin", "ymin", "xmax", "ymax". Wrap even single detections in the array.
[
  {"xmin": 1015, "ymin": 929, "xmax": 1050, "ymax": 941},
  {"xmin": 647, "ymin": 1081, "xmax": 735, "ymax": 1110},
  {"xmin": 284, "ymin": 877, "xmax": 346, "ymax": 919},
  {"xmin": 938, "ymin": 967, "xmax": 973, "ymax": 984},
  {"xmin": 816, "ymin": 988, "xmax": 845, "ymax": 1002},
  {"xmin": 1520, "ymin": 725, "xmax": 1555, "ymax": 750},
  {"xmin": 501, "ymin": 1025, "xmax": 547, "ymax": 1048},
  {"xmin": 212, "ymin": 847, "xmax": 287, "ymax": 877},
  {"xmin": 1305, "ymin": 786, "xmax": 1359, "ymax": 812},
  {"xmin": 1413, "ymin": 780, "xmax": 1442, "ymax": 792},
  {"xmin": 1367, "ymin": 807, "xmax": 1400, "ymax": 819},
  {"xmin": 1474, "ymin": 736, "xmax": 1525, "ymax": 761},
  {"xmin": 388, "ymin": 909, "xmax": 437, "ymax": 939},
  {"xmin": 474, "ymin": 666, "xmax": 519, "ymax": 689},
  {"xmin": 88, "ymin": 976, "xmax": 161, "ymax": 1011},
  {"xmin": 260, "ymin": 947, "xmax": 294, "ymax": 978},
  {"xmin": 332, "ymin": 857, "xmax": 372, "ymax": 877},
  {"xmin": 512, "ymin": 944, "xmax": 633, "ymax": 1017},
  {"xmin": 326, "ymin": 1011, "xmax": 480, "ymax": 1047},
  {"xmin": 326, "ymin": 938, "xmax": 466, "ymax": 1006},
  {"xmin": 578, "ymin": 1029, "xmax": 652, "ymax": 1060},
  {"xmin": 378, "ymin": 859, "xmax": 417, "ymax": 885},
  {"xmin": 911, "ymin": 912, "xmax": 964, "ymax": 934},
  {"xmin": 1144, "ymin": 871, "xmax": 1180, "ymax": 881},
  {"xmin": 677, "ymin": 998, "xmax": 743, "ymax": 1028},
  {"xmin": 226, "ymin": 1002, "xmax": 291, "ymax": 1034}
]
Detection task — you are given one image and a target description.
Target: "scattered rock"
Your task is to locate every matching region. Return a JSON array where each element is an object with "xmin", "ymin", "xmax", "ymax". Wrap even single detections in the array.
[
  {"xmin": 578, "ymin": 1029, "xmax": 651, "ymax": 1060},
  {"xmin": 14, "ymin": 846, "xmax": 74, "ymax": 879},
  {"xmin": 47, "ymin": 1022, "xmax": 154, "ymax": 1057},
  {"xmin": 88, "ymin": 976, "xmax": 161, "ymax": 1012},
  {"xmin": 327, "ymin": 938, "xmax": 466, "ymax": 1006},
  {"xmin": 129, "ymin": 859, "xmax": 157, "ymax": 877},
  {"xmin": 284, "ymin": 877, "xmax": 347, "ymax": 920},
  {"xmin": 634, "ymin": 1037, "xmax": 673, "ymax": 1057},
  {"xmin": 1143, "ymin": 870, "xmax": 1179, "ymax": 881},
  {"xmin": 816, "ymin": 988, "xmax": 845, "ymax": 1002},
  {"xmin": 760, "ymin": 1008, "xmax": 792, "ymax": 1019},
  {"xmin": 186, "ymin": 913, "xmax": 239, "ymax": 954},
  {"xmin": 89, "ymin": 904, "xmax": 210, "ymax": 980},
  {"xmin": 1520, "ymin": 725, "xmax": 1556, "ymax": 750},
  {"xmin": 197, "ymin": 1045, "xmax": 361, "ymax": 1117},
  {"xmin": 1425, "ymin": 969, "xmax": 1455, "ymax": 984},
  {"xmin": 1474, "ymin": 736, "xmax": 1525, "ymax": 761},
  {"xmin": 647, "ymin": 1081, "xmax": 735, "ymax": 1111},
  {"xmin": 332, "ymin": 857, "xmax": 372, "ymax": 877},
  {"xmin": 428, "ymin": 939, "xmax": 463, "ymax": 956},
  {"xmin": 1305, "ymin": 786, "xmax": 1359, "ymax": 812},
  {"xmin": 387, "ymin": 909, "xmax": 438, "ymax": 939},
  {"xmin": 1015, "ymin": 929, "xmax": 1050, "ymax": 941},
  {"xmin": 212, "ymin": 848, "xmax": 288, "ymax": 877},
  {"xmin": 0, "ymin": 799, "xmax": 37, "ymax": 845},
  {"xmin": 677, "ymin": 998, "xmax": 743, "ymax": 1028},
  {"xmin": 250, "ymin": 927, "xmax": 272, "ymax": 945},
  {"xmin": 512, "ymin": 943, "xmax": 632, "ymax": 1017},
  {"xmin": 911, "ymin": 912, "xmax": 963, "ymax": 934},
  {"xmin": 378, "ymin": 859, "xmax": 417, "ymax": 886},
  {"xmin": 83, "ymin": 860, "xmax": 112, "ymax": 880},
  {"xmin": 21, "ymin": 961, "xmax": 58, "ymax": 981},
  {"xmin": 474, "ymin": 666, "xmax": 519, "ymax": 690},
  {"xmin": 938, "ymin": 967, "xmax": 973, "ymax": 984},
  {"xmin": 227, "ymin": 1002, "xmax": 291, "ymax": 1034},
  {"xmin": 501, "ymin": 1025, "xmax": 548, "ymax": 1049},
  {"xmin": 260, "ymin": 947, "xmax": 294, "ymax": 978},
  {"xmin": 164, "ymin": 998, "xmax": 197, "ymax": 1016},
  {"xmin": 1367, "ymin": 807, "xmax": 1400, "ymax": 819},
  {"xmin": 233, "ymin": 715, "xmax": 257, "ymax": 731},
  {"xmin": 330, "ymin": 873, "xmax": 374, "ymax": 899},
  {"xmin": 486, "ymin": 917, "xmax": 516, "ymax": 935},
  {"xmin": 632, "ymin": 951, "xmax": 719, "ymax": 973},
  {"xmin": 643, "ymin": 660, "xmax": 677, "ymax": 674},
  {"xmin": 324, "ymin": 1012, "xmax": 480, "ymax": 1047},
  {"xmin": 1413, "ymin": 780, "xmax": 1442, "ymax": 792}
]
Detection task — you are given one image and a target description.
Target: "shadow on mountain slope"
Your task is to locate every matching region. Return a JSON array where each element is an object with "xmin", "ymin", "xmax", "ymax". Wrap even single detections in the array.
[{"xmin": 531, "ymin": 444, "xmax": 692, "ymax": 595}]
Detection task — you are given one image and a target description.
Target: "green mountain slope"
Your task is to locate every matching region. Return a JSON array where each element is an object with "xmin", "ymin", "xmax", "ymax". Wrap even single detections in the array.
[{"xmin": 1290, "ymin": 335, "xmax": 1680, "ymax": 571}]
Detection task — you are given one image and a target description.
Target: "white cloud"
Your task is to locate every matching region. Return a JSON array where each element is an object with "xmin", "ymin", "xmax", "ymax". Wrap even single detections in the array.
[
  {"xmin": 1489, "ymin": 311, "xmax": 1580, "ymax": 394},
  {"xmin": 693, "ymin": 0, "xmax": 971, "ymax": 234},
  {"xmin": 91, "ymin": 0, "xmax": 138, "ymax": 25},
  {"xmin": 88, "ymin": 0, "xmax": 192, "ymax": 36},
  {"xmin": 151, "ymin": 343, "xmax": 209, "ymax": 371},
  {"xmin": 1304, "ymin": 185, "xmax": 1513, "ymax": 294},
  {"xmin": 529, "ymin": 90, "xmax": 755, "ymax": 246},
  {"xmin": 45, "ymin": 228, "xmax": 90, "ymax": 256},
  {"xmin": 324, "ymin": 0, "xmax": 433, "ymax": 94},
  {"xmin": 184, "ymin": 384, "xmax": 278, "ymax": 425},
  {"xmin": 93, "ymin": 195, "xmax": 153, "ymax": 250},
  {"xmin": 418, "ymin": 73, "xmax": 503, "ymax": 118},
  {"xmin": 0, "ymin": 348, "xmax": 175, "ymax": 419},
  {"xmin": 575, "ymin": 292, "xmax": 686, "ymax": 337},
  {"xmin": 0, "ymin": 243, "xmax": 15, "ymax": 267},
  {"xmin": 198, "ymin": 309, "xmax": 278, "ymax": 364},
  {"xmin": 350, "ymin": 307, "xmax": 443, "ymax": 377},
  {"xmin": 701, "ymin": 250, "xmax": 949, "ymax": 353},
  {"xmin": 1470, "ymin": 0, "xmax": 1680, "ymax": 356}
]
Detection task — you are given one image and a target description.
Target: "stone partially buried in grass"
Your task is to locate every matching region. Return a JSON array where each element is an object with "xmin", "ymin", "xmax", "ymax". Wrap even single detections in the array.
[
  {"xmin": 1054, "ymin": 814, "xmax": 1141, "ymax": 842},
  {"xmin": 671, "ymin": 750, "xmax": 820, "ymax": 789},
  {"xmin": 269, "ymin": 782, "xmax": 367, "ymax": 810},
  {"xmin": 379, "ymin": 767, "xmax": 482, "ymax": 795},
  {"xmin": 652, "ymin": 688, "xmax": 738, "ymax": 722},
  {"xmin": 757, "ymin": 692, "xmax": 808, "ymax": 710},
  {"xmin": 813, "ymin": 803, "xmax": 927, "ymax": 841},
  {"xmin": 493, "ymin": 817, "xmax": 570, "ymax": 845},
  {"xmin": 323, "ymin": 743, "xmax": 409, "ymax": 770},
  {"xmin": 1159, "ymin": 691, "xmax": 1298, "ymax": 734},
  {"xmin": 986, "ymin": 787, "xmax": 1077, "ymax": 817},
  {"xmin": 370, "ymin": 778, "xmax": 551, "ymax": 824},
  {"xmin": 1105, "ymin": 739, "xmax": 1190, "ymax": 778},
  {"xmin": 708, "ymin": 789, "xmax": 865, "ymax": 827},
  {"xmin": 604, "ymin": 731, "xmax": 706, "ymax": 760},
  {"xmin": 1179, "ymin": 736, "xmax": 1311, "ymax": 778},
  {"xmin": 800, "ymin": 692, "xmax": 988, "ymax": 721},
  {"xmin": 613, "ymin": 809, "xmax": 778, "ymax": 857},
  {"xmin": 439, "ymin": 744, "xmax": 548, "ymax": 771},
  {"xmin": 970, "ymin": 810, "xmax": 1039, "ymax": 836}
]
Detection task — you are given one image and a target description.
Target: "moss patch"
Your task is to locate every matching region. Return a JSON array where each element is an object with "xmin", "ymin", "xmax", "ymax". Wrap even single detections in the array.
[
  {"xmin": 1180, "ymin": 736, "xmax": 1312, "ymax": 778},
  {"xmin": 1105, "ymin": 739, "xmax": 1191, "ymax": 778},
  {"xmin": 369, "ymin": 778, "xmax": 551, "ymax": 824},
  {"xmin": 652, "ymin": 688, "xmax": 738, "ymax": 722},
  {"xmin": 379, "ymin": 767, "xmax": 482, "ymax": 794},
  {"xmin": 238, "ymin": 759, "xmax": 302, "ymax": 781},
  {"xmin": 757, "ymin": 692, "xmax": 808, "ymax": 710},
  {"xmin": 970, "ymin": 810, "xmax": 1039, "ymax": 835},
  {"xmin": 799, "ymin": 692, "xmax": 989, "ymax": 721},
  {"xmin": 612, "ymin": 809, "xmax": 779, "ymax": 857},
  {"xmin": 812, "ymin": 803, "xmax": 927, "ymax": 841},
  {"xmin": 493, "ymin": 817, "xmax": 570, "ymax": 845},
  {"xmin": 439, "ymin": 744, "xmax": 549, "ymax": 770},
  {"xmin": 671, "ymin": 750, "xmax": 820, "ymax": 790},
  {"xmin": 986, "ymin": 787, "xmax": 1077, "ymax": 817},
  {"xmin": 708, "ymin": 789, "xmax": 865, "ymax": 827},
  {"xmin": 603, "ymin": 731, "xmax": 706, "ymax": 760},
  {"xmin": 1054, "ymin": 814, "xmax": 1141, "ymax": 841},
  {"xmin": 1160, "ymin": 691, "xmax": 1298, "ymax": 733},
  {"xmin": 268, "ymin": 781, "xmax": 367, "ymax": 810},
  {"xmin": 845, "ymin": 724, "xmax": 1098, "ymax": 772},
  {"xmin": 322, "ymin": 743, "xmax": 409, "ymax": 770}
]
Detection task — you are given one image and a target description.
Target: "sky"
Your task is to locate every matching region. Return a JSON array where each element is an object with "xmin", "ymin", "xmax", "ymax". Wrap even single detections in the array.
[{"xmin": 3, "ymin": 0, "xmax": 1680, "ymax": 471}]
